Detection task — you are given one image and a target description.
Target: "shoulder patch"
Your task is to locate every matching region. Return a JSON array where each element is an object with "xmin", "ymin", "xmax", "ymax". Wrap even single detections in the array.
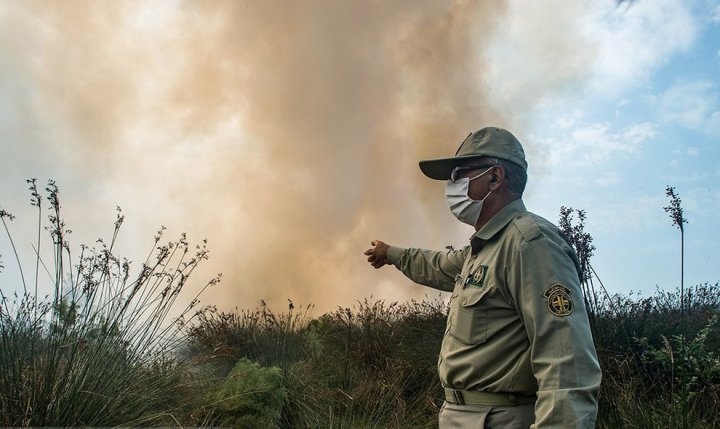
[
  {"xmin": 513, "ymin": 214, "xmax": 543, "ymax": 242},
  {"xmin": 543, "ymin": 284, "xmax": 573, "ymax": 317}
]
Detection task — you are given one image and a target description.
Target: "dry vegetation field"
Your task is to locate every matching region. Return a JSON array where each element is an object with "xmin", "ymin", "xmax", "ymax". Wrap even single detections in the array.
[{"xmin": 1, "ymin": 181, "xmax": 718, "ymax": 428}]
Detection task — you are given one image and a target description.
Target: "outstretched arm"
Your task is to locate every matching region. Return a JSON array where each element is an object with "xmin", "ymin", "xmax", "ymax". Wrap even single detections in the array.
[{"xmin": 365, "ymin": 240, "xmax": 467, "ymax": 292}]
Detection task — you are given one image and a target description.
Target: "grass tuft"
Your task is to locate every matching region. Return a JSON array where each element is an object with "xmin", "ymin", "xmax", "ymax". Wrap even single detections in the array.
[{"xmin": 0, "ymin": 180, "xmax": 219, "ymax": 426}]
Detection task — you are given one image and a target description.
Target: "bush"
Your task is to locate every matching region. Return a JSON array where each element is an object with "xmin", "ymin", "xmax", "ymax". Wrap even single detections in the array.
[
  {"xmin": 185, "ymin": 300, "xmax": 315, "ymax": 376},
  {"xmin": 593, "ymin": 285, "xmax": 720, "ymax": 428},
  {"xmin": 0, "ymin": 180, "xmax": 218, "ymax": 426},
  {"xmin": 199, "ymin": 358, "xmax": 287, "ymax": 428},
  {"xmin": 186, "ymin": 297, "xmax": 448, "ymax": 428},
  {"xmin": 184, "ymin": 286, "xmax": 720, "ymax": 428}
]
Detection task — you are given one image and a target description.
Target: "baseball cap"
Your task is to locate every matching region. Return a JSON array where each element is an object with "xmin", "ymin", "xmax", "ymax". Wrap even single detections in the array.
[{"xmin": 419, "ymin": 127, "xmax": 528, "ymax": 180}]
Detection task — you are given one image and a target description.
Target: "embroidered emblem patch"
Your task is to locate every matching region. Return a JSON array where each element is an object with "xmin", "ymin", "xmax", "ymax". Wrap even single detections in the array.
[
  {"xmin": 464, "ymin": 265, "xmax": 489, "ymax": 288},
  {"xmin": 543, "ymin": 284, "xmax": 573, "ymax": 317}
]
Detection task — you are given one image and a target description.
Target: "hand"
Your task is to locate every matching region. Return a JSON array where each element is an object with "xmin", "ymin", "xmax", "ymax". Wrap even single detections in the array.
[{"xmin": 364, "ymin": 240, "xmax": 392, "ymax": 269}]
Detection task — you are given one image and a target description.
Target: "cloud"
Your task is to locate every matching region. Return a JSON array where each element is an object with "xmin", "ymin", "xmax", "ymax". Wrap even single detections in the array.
[
  {"xmin": 553, "ymin": 110, "xmax": 585, "ymax": 130},
  {"xmin": 536, "ymin": 121, "xmax": 658, "ymax": 166},
  {"xmin": 657, "ymin": 80, "xmax": 720, "ymax": 133},
  {"xmin": 581, "ymin": 0, "xmax": 697, "ymax": 96},
  {"xmin": 484, "ymin": 0, "xmax": 597, "ymax": 122},
  {"xmin": 623, "ymin": 122, "xmax": 658, "ymax": 144}
]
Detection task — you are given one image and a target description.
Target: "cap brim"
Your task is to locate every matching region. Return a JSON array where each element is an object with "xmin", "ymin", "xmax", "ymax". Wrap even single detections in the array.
[{"xmin": 419, "ymin": 155, "xmax": 484, "ymax": 180}]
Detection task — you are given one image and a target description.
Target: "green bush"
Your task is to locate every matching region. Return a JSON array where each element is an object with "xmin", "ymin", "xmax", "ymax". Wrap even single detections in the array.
[{"xmin": 200, "ymin": 358, "xmax": 287, "ymax": 428}]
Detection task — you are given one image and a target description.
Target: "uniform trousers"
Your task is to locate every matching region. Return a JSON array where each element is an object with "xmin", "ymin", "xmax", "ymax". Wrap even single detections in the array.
[{"xmin": 438, "ymin": 401, "xmax": 535, "ymax": 428}]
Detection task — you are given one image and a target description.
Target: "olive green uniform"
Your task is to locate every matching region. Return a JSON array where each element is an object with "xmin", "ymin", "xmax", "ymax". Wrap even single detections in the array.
[{"xmin": 386, "ymin": 199, "xmax": 601, "ymax": 428}]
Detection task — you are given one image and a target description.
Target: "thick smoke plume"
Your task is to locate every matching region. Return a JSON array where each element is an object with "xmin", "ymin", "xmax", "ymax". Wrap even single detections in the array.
[{"xmin": 0, "ymin": 0, "xmax": 592, "ymax": 312}]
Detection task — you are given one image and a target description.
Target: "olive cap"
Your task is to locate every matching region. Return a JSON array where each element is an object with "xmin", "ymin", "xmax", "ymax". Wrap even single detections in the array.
[{"xmin": 419, "ymin": 127, "xmax": 527, "ymax": 180}]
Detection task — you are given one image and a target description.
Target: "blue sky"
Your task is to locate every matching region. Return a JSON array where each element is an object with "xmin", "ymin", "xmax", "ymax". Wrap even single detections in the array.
[
  {"xmin": 520, "ymin": 0, "xmax": 720, "ymax": 296},
  {"xmin": 0, "ymin": 0, "xmax": 718, "ymax": 312}
]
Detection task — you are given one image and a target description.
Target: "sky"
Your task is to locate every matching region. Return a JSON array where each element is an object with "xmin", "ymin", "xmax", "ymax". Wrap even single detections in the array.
[{"xmin": 0, "ymin": 0, "xmax": 718, "ymax": 314}]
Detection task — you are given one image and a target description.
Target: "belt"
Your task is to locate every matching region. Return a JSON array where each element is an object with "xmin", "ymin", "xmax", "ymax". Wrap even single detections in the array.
[{"xmin": 444, "ymin": 388, "xmax": 537, "ymax": 406}]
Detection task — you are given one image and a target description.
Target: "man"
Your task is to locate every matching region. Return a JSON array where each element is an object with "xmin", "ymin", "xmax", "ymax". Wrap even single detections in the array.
[{"xmin": 364, "ymin": 127, "xmax": 601, "ymax": 428}]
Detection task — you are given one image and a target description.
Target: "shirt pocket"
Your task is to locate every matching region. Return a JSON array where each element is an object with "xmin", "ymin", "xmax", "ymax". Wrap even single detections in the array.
[{"xmin": 451, "ymin": 285, "xmax": 492, "ymax": 344}]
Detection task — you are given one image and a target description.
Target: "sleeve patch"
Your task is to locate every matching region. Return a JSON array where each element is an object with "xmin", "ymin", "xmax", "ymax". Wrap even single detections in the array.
[{"xmin": 543, "ymin": 284, "xmax": 573, "ymax": 317}]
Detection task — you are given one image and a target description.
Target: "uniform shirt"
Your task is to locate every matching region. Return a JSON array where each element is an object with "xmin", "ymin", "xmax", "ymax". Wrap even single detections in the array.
[{"xmin": 386, "ymin": 199, "xmax": 601, "ymax": 428}]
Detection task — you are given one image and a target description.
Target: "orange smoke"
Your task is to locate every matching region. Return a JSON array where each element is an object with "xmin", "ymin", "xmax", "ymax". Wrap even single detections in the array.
[{"xmin": 0, "ymin": 0, "xmax": 589, "ymax": 312}]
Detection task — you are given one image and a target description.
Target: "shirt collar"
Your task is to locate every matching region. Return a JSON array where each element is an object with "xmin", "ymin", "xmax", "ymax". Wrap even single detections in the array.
[{"xmin": 471, "ymin": 199, "xmax": 527, "ymax": 243}]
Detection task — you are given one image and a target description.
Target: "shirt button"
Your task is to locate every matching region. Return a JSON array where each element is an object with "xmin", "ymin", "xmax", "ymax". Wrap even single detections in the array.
[{"xmin": 462, "ymin": 298, "xmax": 467, "ymax": 305}]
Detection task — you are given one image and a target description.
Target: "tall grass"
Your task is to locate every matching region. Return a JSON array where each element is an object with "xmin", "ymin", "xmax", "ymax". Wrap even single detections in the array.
[
  {"xmin": 665, "ymin": 185, "xmax": 690, "ymax": 429},
  {"xmin": 0, "ymin": 180, "xmax": 219, "ymax": 426}
]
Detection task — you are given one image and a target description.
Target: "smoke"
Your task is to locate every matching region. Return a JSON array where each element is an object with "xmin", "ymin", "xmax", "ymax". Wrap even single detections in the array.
[{"xmin": 0, "ymin": 0, "xmax": 597, "ymax": 312}]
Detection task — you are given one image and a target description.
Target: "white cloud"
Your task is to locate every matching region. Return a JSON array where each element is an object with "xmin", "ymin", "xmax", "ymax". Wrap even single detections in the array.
[
  {"xmin": 554, "ymin": 110, "xmax": 585, "ymax": 130},
  {"xmin": 484, "ymin": 0, "xmax": 597, "ymax": 120},
  {"xmin": 537, "ymin": 121, "xmax": 658, "ymax": 166},
  {"xmin": 623, "ymin": 122, "xmax": 658, "ymax": 144},
  {"xmin": 614, "ymin": 99, "xmax": 631, "ymax": 118},
  {"xmin": 486, "ymin": 0, "xmax": 702, "ymax": 136},
  {"xmin": 581, "ymin": 0, "xmax": 697, "ymax": 96},
  {"xmin": 657, "ymin": 80, "xmax": 720, "ymax": 133}
]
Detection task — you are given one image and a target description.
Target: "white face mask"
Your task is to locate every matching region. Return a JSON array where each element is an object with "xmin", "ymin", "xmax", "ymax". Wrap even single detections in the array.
[{"xmin": 445, "ymin": 167, "xmax": 493, "ymax": 227}]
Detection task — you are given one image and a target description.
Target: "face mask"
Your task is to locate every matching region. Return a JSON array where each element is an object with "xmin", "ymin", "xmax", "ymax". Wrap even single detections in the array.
[{"xmin": 445, "ymin": 167, "xmax": 493, "ymax": 227}]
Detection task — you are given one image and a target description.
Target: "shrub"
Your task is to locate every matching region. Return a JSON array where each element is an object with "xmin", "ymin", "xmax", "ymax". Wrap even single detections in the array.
[
  {"xmin": 185, "ymin": 300, "xmax": 315, "ymax": 376},
  {"xmin": 594, "ymin": 285, "xmax": 720, "ymax": 428},
  {"xmin": 0, "ymin": 179, "xmax": 218, "ymax": 426},
  {"xmin": 186, "ymin": 297, "xmax": 448, "ymax": 428},
  {"xmin": 199, "ymin": 358, "xmax": 287, "ymax": 428}
]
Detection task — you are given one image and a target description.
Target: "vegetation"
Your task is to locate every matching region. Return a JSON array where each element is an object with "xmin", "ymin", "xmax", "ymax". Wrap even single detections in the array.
[
  {"xmin": 183, "ymin": 286, "xmax": 719, "ymax": 428},
  {"xmin": 1, "ymin": 180, "xmax": 718, "ymax": 427},
  {"xmin": 0, "ymin": 180, "xmax": 220, "ymax": 426},
  {"xmin": 186, "ymin": 298, "xmax": 448, "ymax": 428}
]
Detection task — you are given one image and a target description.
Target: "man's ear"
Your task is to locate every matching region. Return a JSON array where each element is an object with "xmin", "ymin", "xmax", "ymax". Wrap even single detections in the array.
[{"xmin": 489, "ymin": 166, "xmax": 504, "ymax": 189}]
